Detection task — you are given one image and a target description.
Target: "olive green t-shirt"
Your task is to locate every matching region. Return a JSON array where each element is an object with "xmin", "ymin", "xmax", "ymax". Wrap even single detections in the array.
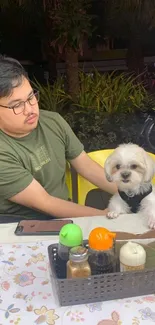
[{"xmin": 0, "ymin": 110, "xmax": 84, "ymax": 218}]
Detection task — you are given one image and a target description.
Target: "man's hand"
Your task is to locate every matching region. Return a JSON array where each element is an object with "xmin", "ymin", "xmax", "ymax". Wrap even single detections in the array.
[
  {"xmin": 9, "ymin": 178, "xmax": 109, "ymax": 219},
  {"xmin": 70, "ymin": 151, "xmax": 117, "ymax": 195}
]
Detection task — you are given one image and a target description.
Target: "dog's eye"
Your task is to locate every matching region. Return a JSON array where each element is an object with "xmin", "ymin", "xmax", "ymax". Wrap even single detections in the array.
[
  {"xmin": 116, "ymin": 164, "xmax": 121, "ymax": 170},
  {"xmin": 131, "ymin": 164, "xmax": 137, "ymax": 169}
]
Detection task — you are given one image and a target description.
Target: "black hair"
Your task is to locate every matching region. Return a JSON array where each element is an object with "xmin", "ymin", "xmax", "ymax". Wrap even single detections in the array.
[{"xmin": 0, "ymin": 55, "xmax": 28, "ymax": 98}]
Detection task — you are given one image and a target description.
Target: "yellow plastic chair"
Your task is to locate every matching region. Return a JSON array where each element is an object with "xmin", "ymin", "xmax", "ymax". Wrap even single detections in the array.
[
  {"xmin": 149, "ymin": 152, "xmax": 155, "ymax": 185},
  {"xmin": 77, "ymin": 149, "xmax": 155, "ymax": 206},
  {"xmin": 77, "ymin": 149, "xmax": 114, "ymax": 205},
  {"xmin": 66, "ymin": 162, "xmax": 72, "ymax": 200}
]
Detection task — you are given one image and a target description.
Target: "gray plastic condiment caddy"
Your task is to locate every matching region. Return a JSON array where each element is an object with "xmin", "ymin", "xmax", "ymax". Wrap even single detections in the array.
[{"xmin": 48, "ymin": 240, "xmax": 155, "ymax": 306}]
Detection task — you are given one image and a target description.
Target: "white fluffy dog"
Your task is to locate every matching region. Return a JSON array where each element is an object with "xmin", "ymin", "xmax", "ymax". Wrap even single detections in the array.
[{"xmin": 104, "ymin": 143, "xmax": 155, "ymax": 229}]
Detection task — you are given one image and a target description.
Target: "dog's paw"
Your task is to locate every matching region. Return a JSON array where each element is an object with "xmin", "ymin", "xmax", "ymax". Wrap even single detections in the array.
[
  {"xmin": 107, "ymin": 211, "xmax": 119, "ymax": 219},
  {"xmin": 148, "ymin": 215, "xmax": 155, "ymax": 229}
]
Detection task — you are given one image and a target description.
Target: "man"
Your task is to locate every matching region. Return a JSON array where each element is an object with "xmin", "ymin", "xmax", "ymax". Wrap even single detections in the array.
[{"xmin": 0, "ymin": 56, "xmax": 116, "ymax": 219}]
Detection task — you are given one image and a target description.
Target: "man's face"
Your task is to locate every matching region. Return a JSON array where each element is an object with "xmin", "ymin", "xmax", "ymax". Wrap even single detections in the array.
[{"xmin": 0, "ymin": 77, "xmax": 39, "ymax": 137}]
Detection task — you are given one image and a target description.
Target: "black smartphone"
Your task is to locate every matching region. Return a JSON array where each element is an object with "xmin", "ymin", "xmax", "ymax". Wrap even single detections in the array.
[{"xmin": 14, "ymin": 219, "xmax": 73, "ymax": 236}]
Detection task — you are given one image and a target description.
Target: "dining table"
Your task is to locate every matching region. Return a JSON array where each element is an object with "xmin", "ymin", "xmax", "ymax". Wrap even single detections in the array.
[{"xmin": 0, "ymin": 213, "xmax": 155, "ymax": 325}]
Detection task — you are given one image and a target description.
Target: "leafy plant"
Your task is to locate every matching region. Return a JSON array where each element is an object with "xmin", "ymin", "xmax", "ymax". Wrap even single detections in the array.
[
  {"xmin": 33, "ymin": 70, "xmax": 151, "ymax": 114},
  {"xmin": 50, "ymin": 0, "xmax": 94, "ymax": 98},
  {"xmin": 32, "ymin": 77, "xmax": 71, "ymax": 112},
  {"xmin": 73, "ymin": 70, "xmax": 149, "ymax": 114},
  {"xmin": 50, "ymin": 0, "xmax": 93, "ymax": 53},
  {"xmin": 65, "ymin": 108, "xmax": 149, "ymax": 152}
]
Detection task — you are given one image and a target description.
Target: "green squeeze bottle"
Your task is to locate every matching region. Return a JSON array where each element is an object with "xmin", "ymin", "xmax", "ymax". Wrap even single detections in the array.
[{"xmin": 58, "ymin": 224, "xmax": 83, "ymax": 278}]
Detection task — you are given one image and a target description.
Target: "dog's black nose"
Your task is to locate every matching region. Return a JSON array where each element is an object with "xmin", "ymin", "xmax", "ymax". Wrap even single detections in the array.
[{"xmin": 121, "ymin": 171, "xmax": 131, "ymax": 179}]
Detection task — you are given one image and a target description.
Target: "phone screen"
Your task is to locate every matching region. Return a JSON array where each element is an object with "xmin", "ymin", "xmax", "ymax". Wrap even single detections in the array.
[{"xmin": 15, "ymin": 219, "xmax": 73, "ymax": 236}]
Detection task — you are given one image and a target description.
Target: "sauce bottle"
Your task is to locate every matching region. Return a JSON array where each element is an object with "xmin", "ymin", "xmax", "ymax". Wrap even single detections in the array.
[
  {"xmin": 67, "ymin": 246, "xmax": 91, "ymax": 278},
  {"xmin": 57, "ymin": 224, "xmax": 83, "ymax": 278},
  {"xmin": 88, "ymin": 227, "xmax": 116, "ymax": 275},
  {"xmin": 119, "ymin": 241, "xmax": 146, "ymax": 272}
]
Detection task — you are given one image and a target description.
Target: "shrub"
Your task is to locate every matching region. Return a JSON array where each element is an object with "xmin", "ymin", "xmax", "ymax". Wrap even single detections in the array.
[
  {"xmin": 32, "ymin": 77, "xmax": 71, "ymax": 113},
  {"xmin": 73, "ymin": 70, "xmax": 149, "ymax": 114},
  {"xmin": 33, "ymin": 70, "xmax": 150, "ymax": 115}
]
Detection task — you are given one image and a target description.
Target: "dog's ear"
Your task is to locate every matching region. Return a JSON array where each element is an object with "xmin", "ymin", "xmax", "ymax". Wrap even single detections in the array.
[
  {"xmin": 143, "ymin": 152, "xmax": 155, "ymax": 182},
  {"xmin": 104, "ymin": 155, "xmax": 113, "ymax": 182}
]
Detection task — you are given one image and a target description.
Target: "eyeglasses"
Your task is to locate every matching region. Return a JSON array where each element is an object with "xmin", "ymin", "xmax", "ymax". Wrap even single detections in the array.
[{"xmin": 0, "ymin": 90, "xmax": 39, "ymax": 115}]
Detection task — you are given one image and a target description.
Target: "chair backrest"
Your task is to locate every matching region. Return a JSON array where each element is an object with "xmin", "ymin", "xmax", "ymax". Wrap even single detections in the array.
[
  {"xmin": 66, "ymin": 162, "xmax": 72, "ymax": 200},
  {"xmin": 77, "ymin": 149, "xmax": 114, "ymax": 205},
  {"xmin": 77, "ymin": 149, "xmax": 155, "ymax": 206},
  {"xmin": 148, "ymin": 152, "xmax": 155, "ymax": 185}
]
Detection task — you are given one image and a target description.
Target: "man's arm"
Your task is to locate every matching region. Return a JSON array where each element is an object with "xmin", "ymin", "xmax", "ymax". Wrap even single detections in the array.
[
  {"xmin": 70, "ymin": 151, "xmax": 117, "ymax": 195},
  {"xmin": 9, "ymin": 178, "xmax": 108, "ymax": 218}
]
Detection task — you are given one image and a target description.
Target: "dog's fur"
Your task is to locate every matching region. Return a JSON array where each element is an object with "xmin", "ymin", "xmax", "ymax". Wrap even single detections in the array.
[{"xmin": 104, "ymin": 143, "xmax": 155, "ymax": 229}]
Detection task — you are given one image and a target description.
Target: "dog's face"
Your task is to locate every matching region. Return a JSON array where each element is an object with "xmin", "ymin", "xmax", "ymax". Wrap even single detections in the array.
[{"xmin": 104, "ymin": 144, "xmax": 155, "ymax": 191}]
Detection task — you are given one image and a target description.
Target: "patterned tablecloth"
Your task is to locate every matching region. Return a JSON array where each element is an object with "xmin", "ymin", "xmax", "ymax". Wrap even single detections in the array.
[{"xmin": 0, "ymin": 240, "xmax": 155, "ymax": 325}]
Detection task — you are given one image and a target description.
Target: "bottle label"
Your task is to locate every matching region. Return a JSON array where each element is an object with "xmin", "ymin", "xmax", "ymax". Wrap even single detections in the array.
[{"xmin": 120, "ymin": 262, "xmax": 145, "ymax": 272}]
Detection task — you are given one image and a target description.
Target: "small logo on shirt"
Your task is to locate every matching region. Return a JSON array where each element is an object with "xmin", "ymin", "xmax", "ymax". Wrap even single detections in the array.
[{"xmin": 30, "ymin": 145, "xmax": 51, "ymax": 171}]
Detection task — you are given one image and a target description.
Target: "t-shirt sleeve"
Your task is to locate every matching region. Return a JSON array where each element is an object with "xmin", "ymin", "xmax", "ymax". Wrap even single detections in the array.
[
  {"xmin": 57, "ymin": 114, "xmax": 84, "ymax": 160},
  {"xmin": 0, "ymin": 150, "xmax": 33, "ymax": 200}
]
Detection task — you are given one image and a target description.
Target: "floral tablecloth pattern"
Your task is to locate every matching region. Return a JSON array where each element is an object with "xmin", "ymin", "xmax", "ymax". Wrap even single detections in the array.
[{"xmin": 0, "ymin": 240, "xmax": 155, "ymax": 325}]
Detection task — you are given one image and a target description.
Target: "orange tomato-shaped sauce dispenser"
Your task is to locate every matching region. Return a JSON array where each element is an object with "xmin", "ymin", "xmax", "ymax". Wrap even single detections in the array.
[
  {"xmin": 88, "ymin": 227, "xmax": 116, "ymax": 275},
  {"xmin": 89, "ymin": 227, "xmax": 116, "ymax": 251}
]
